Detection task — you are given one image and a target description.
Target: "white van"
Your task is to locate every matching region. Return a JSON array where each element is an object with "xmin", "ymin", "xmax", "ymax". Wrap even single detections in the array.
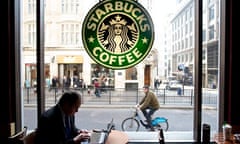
[
  {"xmin": 167, "ymin": 76, "xmax": 177, "ymax": 81},
  {"xmin": 167, "ymin": 80, "xmax": 182, "ymax": 90},
  {"xmin": 159, "ymin": 80, "xmax": 169, "ymax": 90}
]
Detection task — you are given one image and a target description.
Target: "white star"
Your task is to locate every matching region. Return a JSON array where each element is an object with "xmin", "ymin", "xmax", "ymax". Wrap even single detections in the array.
[
  {"xmin": 88, "ymin": 36, "xmax": 95, "ymax": 43},
  {"xmin": 142, "ymin": 37, "xmax": 148, "ymax": 44}
]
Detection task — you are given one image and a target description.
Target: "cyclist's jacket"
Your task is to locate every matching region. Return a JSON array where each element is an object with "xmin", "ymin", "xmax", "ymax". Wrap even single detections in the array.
[{"xmin": 139, "ymin": 91, "xmax": 160, "ymax": 111}]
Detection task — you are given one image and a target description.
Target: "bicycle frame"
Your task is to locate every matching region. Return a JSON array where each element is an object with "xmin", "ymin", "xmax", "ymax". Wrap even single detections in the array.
[
  {"xmin": 131, "ymin": 107, "xmax": 151, "ymax": 128},
  {"xmin": 134, "ymin": 107, "xmax": 168, "ymax": 128}
]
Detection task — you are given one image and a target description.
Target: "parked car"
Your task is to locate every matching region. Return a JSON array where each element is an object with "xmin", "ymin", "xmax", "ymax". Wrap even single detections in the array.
[
  {"xmin": 167, "ymin": 80, "xmax": 182, "ymax": 90},
  {"xmin": 159, "ymin": 80, "xmax": 169, "ymax": 90}
]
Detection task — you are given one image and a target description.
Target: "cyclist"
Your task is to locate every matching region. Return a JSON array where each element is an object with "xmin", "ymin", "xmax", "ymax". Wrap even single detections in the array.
[{"xmin": 137, "ymin": 85, "xmax": 160, "ymax": 131}]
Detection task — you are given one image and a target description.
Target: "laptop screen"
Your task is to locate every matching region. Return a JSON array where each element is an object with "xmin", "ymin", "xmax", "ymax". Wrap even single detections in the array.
[
  {"xmin": 89, "ymin": 118, "xmax": 114, "ymax": 144},
  {"xmin": 106, "ymin": 118, "xmax": 114, "ymax": 134}
]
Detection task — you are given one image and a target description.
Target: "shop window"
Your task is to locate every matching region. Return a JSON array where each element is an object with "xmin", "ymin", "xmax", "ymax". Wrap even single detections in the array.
[{"xmin": 91, "ymin": 64, "xmax": 115, "ymax": 88}]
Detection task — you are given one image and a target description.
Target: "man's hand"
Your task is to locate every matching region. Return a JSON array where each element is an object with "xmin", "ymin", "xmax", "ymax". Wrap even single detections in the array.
[
  {"xmin": 74, "ymin": 131, "xmax": 91, "ymax": 143},
  {"xmin": 135, "ymin": 104, "xmax": 141, "ymax": 110},
  {"xmin": 79, "ymin": 129, "xmax": 89, "ymax": 133}
]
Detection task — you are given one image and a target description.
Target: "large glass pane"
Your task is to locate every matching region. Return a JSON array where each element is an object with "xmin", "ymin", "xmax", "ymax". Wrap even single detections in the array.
[
  {"xmin": 22, "ymin": 0, "xmax": 38, "ymax": 129},
  {"xmin": 202, "ymin": 0, "xmax": 219, "ymax": 140}
]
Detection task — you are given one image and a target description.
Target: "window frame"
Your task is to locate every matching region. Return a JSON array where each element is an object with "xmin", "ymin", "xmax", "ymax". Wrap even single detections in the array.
[{"xmin": 13, "ymin": 0, "xmax": 227, "ymax": 142}]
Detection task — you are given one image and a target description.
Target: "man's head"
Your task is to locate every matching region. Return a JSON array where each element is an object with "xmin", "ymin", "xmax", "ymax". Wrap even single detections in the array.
[
  {"xmin": 58, "ymin": 91, "xmax": 81, "ymax": 116},
  {"xmin": 143, "ymin": 85, "xmax": 150, "ymax": 93}
]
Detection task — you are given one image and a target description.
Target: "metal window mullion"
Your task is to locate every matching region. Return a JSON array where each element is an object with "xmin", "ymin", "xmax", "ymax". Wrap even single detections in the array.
[{"xmin": 36, "ymin": 0, "xmax": 46, "ymax": 121}]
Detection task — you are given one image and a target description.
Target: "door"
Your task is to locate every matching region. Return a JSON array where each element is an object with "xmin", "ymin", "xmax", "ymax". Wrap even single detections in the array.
[{"xmin": 144, "ymin": 65, "xmax": 151, "ymax": 86}]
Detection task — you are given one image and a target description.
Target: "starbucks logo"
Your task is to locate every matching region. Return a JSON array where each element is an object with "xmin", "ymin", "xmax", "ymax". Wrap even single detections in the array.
[{"xmin": 82, "ymin": 0, "xmax": 154, "ymax": 69}]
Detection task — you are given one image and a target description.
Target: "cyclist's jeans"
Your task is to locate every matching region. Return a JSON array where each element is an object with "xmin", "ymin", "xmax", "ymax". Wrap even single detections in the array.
[{"xmin": 142, "ymin": 108, "xmax": 156, "ymax": 129}]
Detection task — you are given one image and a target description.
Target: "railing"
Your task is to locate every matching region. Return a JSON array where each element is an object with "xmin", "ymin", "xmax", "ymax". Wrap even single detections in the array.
[{"xmin": 23, "ymin": 86, "xmax": 218, "ymax": 108}]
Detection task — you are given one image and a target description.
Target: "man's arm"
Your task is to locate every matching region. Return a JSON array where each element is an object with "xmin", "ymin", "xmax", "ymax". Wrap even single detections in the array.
[{"xmin": 139, "ymin": 95, "xmax": 152, "ymax": 110}]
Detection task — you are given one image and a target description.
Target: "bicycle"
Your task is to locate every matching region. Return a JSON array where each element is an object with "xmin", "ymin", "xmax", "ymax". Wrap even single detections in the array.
[{"xmin": 121, "ymin": 106, "xmax": 169, "ymax": 132}]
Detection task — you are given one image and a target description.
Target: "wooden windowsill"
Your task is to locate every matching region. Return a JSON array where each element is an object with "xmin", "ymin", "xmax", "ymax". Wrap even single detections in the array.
[{"xmin": 214, "ymin": 132, "xmax": 235, "ymax": 144}]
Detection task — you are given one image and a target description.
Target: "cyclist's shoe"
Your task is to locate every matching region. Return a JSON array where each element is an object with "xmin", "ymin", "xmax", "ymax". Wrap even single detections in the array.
[
  {"xmin": 145, "ymin": 124, "xmax": 152, "ymax": 130},
  {"xmin": 149, "ymin": 127, "xmax": 155, "ymax": 131}
]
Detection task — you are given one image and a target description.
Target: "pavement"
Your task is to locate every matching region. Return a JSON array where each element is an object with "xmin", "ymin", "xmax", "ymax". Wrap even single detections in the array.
[
  {"xmin": 23, "ymin": 87, "xmax": 217, "ymax": 111},
  {"xmin": 24, "ymin": 102, "xmax": 216, "ymax": 111}
]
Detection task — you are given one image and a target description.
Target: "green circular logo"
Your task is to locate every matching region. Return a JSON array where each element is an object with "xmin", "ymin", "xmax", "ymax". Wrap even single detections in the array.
[{"xmin": 82, "ymin": 0, "xmax": 154, "ymax": 69}]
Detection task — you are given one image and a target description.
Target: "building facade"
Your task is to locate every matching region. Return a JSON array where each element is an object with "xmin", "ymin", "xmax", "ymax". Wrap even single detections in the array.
[
  {"xmin": 22, "ymin": 0, "xmax": 159, "ymax": 89},
  {"xmin": 170, "ymin": 0, "xmax": 219, "ymax": 88}
]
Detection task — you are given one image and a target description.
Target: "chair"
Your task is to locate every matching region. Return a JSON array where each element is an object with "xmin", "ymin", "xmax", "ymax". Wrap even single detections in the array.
[
  {"xmin": 23, "ymin": 130, "xmax": 36, "ymax": 144},
  {"xmin": 8, "ymin": 126, "xmax": 27, "ymax": 144},
  {"xmin": 105, "ymin": 130, "xmax": 128, "ymax": 144}
]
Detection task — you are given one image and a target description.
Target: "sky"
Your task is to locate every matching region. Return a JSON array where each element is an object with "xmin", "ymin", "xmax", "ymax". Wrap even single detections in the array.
[
  {"xmin": 81, "ymin": 0, "xmax": 178, "ymax": 53},
  {"xmin": 81, "ymin": 0, "xmax": 177, "ymax": 25},
  {"xmin": 151, "ymin": 0, "xmax": 177, "ymax": 21}
]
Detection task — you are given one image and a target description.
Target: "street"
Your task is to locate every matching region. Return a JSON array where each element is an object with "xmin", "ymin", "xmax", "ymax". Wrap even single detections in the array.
[{"xmin": 24, "ymin": 106, "xmax": 217, "ymax": 132}]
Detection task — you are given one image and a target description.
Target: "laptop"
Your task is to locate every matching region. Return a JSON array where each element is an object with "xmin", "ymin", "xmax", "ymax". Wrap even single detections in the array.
[{"xmin": 89, "ymin": 118, "xmax": 114, "ymax": 144}]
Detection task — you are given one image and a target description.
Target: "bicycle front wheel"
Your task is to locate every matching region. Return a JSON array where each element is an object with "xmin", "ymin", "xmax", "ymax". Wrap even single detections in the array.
[{"xmin": 121, "ymin": 117, "xmax": 140, "ymax": 131}]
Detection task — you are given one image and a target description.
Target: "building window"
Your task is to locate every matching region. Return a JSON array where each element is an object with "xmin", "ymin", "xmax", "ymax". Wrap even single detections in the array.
[
  {"xmin": 190, "ymin": 52, "xmax": 193, "ymax": 62},
  {"xmin": 202, "ymin": 49, "xmax": 206, "ymax": 61},
  {"xmin": 185, "ymin": 38, "xmax": 188, "ymax": 48},
  {"xmin": 208, "ymin": 6, "xmax": 215, "ymax": 21},
  {"xmin": 202, "ymin": 29, "xmax": 206, "ymax": 42},
  {"xmin": 126, "ymin": 67, "xmax": 137, "ymax": 80},
  {"xmin": 185, "ymin": 23, "xmax": 188, "ymax": 34},
  {"xmin": 25, "ymin": 64, "xmax": 50, "ymax": 87},
  {"xmin": 61, "ymin": 0, "xmax": 80, "ymax": 14},
  {"xmin": 61, "ymin": 24, "xmax": 80, "ymax": 45},
  {"xmin": 190, "ymin": 35, "xmax": 193, "ymax": 47},
  {"xmin": 27, "ymin": 24, "xmax": 36, "ymax": 45},
  {"xmin": 185, "ymin": 54, "xmax": 188, "ymax": 62},
  {"xmin": 189, "ymin": 6, "xmax": 193, "ymax": 18},
  {"xmin": 190, "ymin": 21, "xmax": 193, "ymax": 32},
  {"xmin": 208, "ymin": 25, "xmax": 215, "ymax": 40},
  {"xmin": 27, "ymin": 0, "xmax": 35, "ymax": 14}
]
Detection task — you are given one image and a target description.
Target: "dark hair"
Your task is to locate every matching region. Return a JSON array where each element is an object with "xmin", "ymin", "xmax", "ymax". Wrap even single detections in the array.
[
  {"xmin": 58, "ymin": 91, "xmax": 81, "ymax": 106},
  {"xmin": 143, "ymin": 85, "xmax": 150, "ymax": 89}
]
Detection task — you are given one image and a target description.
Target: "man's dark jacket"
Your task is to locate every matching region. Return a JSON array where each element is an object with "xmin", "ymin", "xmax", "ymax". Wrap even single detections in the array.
[{"xmin": 35, "ymin": 104, "xmax": 79, "ymax": 144}]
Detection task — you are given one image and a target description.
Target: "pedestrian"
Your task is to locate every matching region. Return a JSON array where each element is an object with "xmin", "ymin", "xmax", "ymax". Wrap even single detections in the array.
[
  {"xmin": 62, "ymin": 75, "xmax": 71, "ymax": 92},
  {"xmin": 35, "ymin": 91, "xmax": 90, "ymax": 144},
  {"xmin": 49, "ymin": 76, "xmax": 59, "ymax": 92},
  {"xmin": 100, "ymin": 75, "xmax": 106, "ymax": 93},
  {"xmin": 33, "ymin": 80, "xmax": 37, "ymax": 93},
  {"xmin": 94, "ymin": 79, "xmax": 101, "ymax": 97},
  {"xmin": 137, "ymin": 85, "xmax": 160, "ymax": 131},
  {"xmin": 154, "ymin": 79, "xmax": 158, "ymax": 89}
]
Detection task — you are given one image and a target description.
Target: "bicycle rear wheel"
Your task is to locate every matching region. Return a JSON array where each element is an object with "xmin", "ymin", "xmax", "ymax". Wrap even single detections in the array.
[
  {"xmin": 154, "ymin": 120, "xmax": 169, "ymax": 131},
  {"xmin": 121, "ymin": 117, "xmax": 140, "ymax": 131}
]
